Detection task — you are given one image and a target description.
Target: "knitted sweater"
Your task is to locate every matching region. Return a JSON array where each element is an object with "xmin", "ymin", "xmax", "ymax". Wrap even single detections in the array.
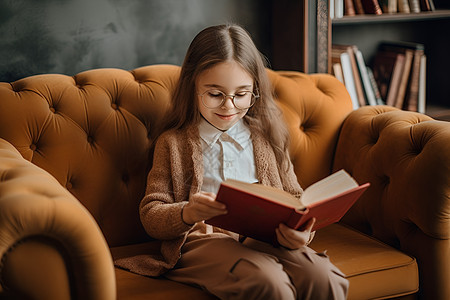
[{"xmin": 115, "ymin": 124, "xmax": 303, "ymax": 277}]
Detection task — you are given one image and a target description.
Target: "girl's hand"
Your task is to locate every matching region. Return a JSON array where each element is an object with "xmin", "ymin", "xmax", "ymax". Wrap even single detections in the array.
[
  {"xmin": 276, "ymin": 218, "xmax": 316, "ymax": 250},
  {"xmin": 182, "ymin": 191, "xmax": 227, "ymax": 225}
]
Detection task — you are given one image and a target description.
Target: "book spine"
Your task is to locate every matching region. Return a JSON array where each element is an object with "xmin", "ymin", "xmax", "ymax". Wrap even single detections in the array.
[
  {"xmin": 355, "ymin": 49, "xmax": 378, "ymax": 106},
  {"xmin": 418, "ymin": 54, "xmax": 427, "ymax": 114},
  {"xmin": 386, "ymin": 53, "xmax": 405, "ymax": 107},
  {"xmin": 408, "ymin": 0, "xmax": 421, "ymax": 12},
  {"xmin": 339, "ymin": 52, "xmax": 360, "ymax": 109},
  {"xmin": 394, "ymin": 49, "xmax": 413, "ymax": 109},
  {"xmin": 405, "ymin": 49, "xmax": 424, "ymax": 111},
  {"xmin": 420, "ymin": 0, "xmax": 431, "ymax": 11},
  {"xmin": 367, "ymin": 67, "xmax": 385, "ymax": 105},
  {"xmin": 398, "ymin": 0, "xmax": 411, "ymax": 12},
  {"xmin": 361, "ymin": 0, "xmax": 383, "ymax": 14},
  {"xmin": 286, "ymin": 208, "xmax": 307, "ymax": 230},
  {"xmin": 353, "ymin": 0, "xmax": 365, "ymax": 14},
  {"xmin": 345, "ymin": 0, "xmax": 356, "ymax": 15},
  {"xmin": 384, "ymin": 0, "xmax": 398, "ymax": 13}
]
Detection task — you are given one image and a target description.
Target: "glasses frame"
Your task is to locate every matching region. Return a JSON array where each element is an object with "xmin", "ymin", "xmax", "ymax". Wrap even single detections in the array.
[{"xmin": 198, "ymin": 89, "xmax": 260, "ymax": 110}]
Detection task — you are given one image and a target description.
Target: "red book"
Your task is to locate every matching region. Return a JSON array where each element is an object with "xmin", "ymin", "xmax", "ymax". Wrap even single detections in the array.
[{"xmin": 206, "ymin": 170, "xmax": 370, "ymax": 245}]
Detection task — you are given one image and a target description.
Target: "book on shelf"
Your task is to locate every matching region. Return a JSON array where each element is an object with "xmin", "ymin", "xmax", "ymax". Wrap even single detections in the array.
[
  {"xmin": 385, "ymin": 53, "xmax": 405, "ymax": 107},
  {"xmin": 378, "ymin": 41, "xmax": 426, "ymax": 111},
  {"xmin": 418, "ymin": 54, "xmax": 427, "ymax": 113},
  {"xmin": 354, "ymin": 48, "xmax": 378, "ymax": 106},
  {"xmin": 408, "ymin": 0, "xmax": 421, "ymax": 12},
  {"xmin": 332, "ymin": 62, "xmax": 345, "ymax": 84},
  {"xmin": 345, "ymin": 0, "xmax": 356, "ymax": 16},
  {"xmin": 353, "ymin": 0, "xmax": 366, "ymax": 14},
  {"xmin": 361, "ymin": 0, "xmax": 384, "ymax": 14},
  {"xmin": 398, "ymin": 0, "xmax": 412, "ymax": 12},
  {"xmin": 206, "ymin": 170, "xmax": 370, "ymax": 245},
  {"xmin": 420, "ymin": 0, "xmax": 436, "ymax": 11},
  {"xmin": 332, "ymin": 48, "xmax": 360, "ymax": 109},
  {"xmin": 333, "ymin": 44, "xmax": 366, "ymax": 107},
  {"xmin": 394, "ymin": 49, "xmax": 413, "ymax": 109},
  {"xmin": 372, "ymin": 49, "xmax": 404, "ymax": 105},
  {"xmin": 367, "ymin": 67, "xmax": 385, "ymax": 105},
  {"xmin": 334, "ymin": 0, "xmax": 345, "ymax": 18},
  {"xmin": 380, "ymin": 0, "xmax": 398, "ymax": 13}
]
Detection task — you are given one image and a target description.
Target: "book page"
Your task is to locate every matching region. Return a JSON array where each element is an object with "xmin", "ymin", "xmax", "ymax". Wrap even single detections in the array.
[
  {"xmin": 221, "ymin": 179, "xmax": 302, "ymax": 208},
  {"xmin": 300, "ymin": 170, "xmax": 358, "ymax": 206}
]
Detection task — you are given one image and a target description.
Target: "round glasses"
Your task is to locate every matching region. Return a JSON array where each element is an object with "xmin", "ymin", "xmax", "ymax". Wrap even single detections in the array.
[{"xmin": 199, "ymin": 89, "xmax": 259, "ymax": 110}]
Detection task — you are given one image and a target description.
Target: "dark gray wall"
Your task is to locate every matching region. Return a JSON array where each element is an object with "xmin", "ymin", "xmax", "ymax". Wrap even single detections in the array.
[{"xmin": 0, "ymin": 0, "xmax": 272, "ymax": 82}]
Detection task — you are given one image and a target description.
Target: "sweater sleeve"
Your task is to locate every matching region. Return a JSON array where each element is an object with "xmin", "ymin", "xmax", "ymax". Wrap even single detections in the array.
[{"xmin": 139, "ymin": 132, "xmax": 193, "ymax": 240}]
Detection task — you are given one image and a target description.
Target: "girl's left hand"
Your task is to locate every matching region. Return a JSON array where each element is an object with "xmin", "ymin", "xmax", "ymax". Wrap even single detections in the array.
[{"xmin": 275, "ymin": 218, "xmax": 316, "ymax": 250}]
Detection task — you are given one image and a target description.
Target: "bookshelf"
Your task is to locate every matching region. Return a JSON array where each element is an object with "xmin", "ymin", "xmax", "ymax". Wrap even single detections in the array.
[{"xmin": 271, "ymin": 1, "xmax": 450, "ymax": 115}]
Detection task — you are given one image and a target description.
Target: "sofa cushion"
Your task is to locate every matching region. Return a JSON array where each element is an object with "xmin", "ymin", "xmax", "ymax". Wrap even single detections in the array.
[
  {"xmin": 111, "ymin": 242, "xmax": 215, "ymax": 300},
  {"xmin": 112, "ymin": 223, "xmax": 418, "ymax": 300},
  {"xmin": 310, "ymin": 223, "xmax": 419, "ymax": 300}
]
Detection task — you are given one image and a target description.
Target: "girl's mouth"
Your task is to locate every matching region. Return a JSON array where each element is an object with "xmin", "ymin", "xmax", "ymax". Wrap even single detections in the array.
[{"xmin": 216, "ymin": 113, "xmax": 236, "ymax": 120}]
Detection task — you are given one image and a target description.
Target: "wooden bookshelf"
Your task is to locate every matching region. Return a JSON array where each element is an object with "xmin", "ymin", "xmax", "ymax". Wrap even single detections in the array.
[{"xmin": 271, "ymin": 1, "xmax": 450, "ymax": 112}]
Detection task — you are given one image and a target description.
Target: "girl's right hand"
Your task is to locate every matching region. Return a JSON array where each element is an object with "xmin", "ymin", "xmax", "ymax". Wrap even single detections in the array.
[{"xmin": 182, "ymin": 191, "xmax": 228, "ymax": 225}]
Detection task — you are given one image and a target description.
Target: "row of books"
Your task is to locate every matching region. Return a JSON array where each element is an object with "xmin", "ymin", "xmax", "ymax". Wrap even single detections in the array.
[
  {"xmin": 331, "ymin": 42, "xmax": 426, "ymax": 113},
  {"xmin": 331, "ymin": 0, "xmax": 436, "ymax": 18}
]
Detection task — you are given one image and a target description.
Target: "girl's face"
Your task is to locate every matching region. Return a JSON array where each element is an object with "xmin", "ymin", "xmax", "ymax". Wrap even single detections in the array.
[{"xmin": 196, "ymin": 60, "xmax": 254, "ymax": 131}]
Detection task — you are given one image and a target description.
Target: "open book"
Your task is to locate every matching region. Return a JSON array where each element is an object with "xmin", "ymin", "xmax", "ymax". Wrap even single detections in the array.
[{"xmin": 206, "ymin": 170, "xmax": 370, "ymax": 245}]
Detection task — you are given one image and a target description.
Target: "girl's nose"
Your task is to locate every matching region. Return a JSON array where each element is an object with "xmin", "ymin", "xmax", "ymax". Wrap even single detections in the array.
[{"xmin": 221, "ymin": 96, "xmax": 235, "ymax": 109}]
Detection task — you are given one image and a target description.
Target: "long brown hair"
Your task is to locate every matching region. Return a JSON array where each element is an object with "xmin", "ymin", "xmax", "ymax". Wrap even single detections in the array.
[{"xmin": 163, "ymin": 24, "xmax": 291, "ymax": 171}]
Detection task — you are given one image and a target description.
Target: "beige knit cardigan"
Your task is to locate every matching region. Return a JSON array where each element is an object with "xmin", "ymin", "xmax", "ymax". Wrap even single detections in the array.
[{"xmin": 115, "ymin": 124, "xmax": 303, "ymax": 277}]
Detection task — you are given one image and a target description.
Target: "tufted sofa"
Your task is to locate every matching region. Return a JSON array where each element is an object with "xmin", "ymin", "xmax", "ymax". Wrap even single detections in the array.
[{"xmin": 0, "ymin": 65, "xmax": 449, "ymax": 300}]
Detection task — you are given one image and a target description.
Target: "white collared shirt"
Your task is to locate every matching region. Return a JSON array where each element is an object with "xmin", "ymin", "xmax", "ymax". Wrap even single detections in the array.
[{"xmin": 199, "ymin": 118, "xmax": 258, "ymax": 194}]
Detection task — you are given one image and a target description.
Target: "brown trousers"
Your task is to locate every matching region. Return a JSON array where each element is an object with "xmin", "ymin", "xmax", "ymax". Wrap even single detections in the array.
[{"xmin": 165, "ymin": 233, "xmax": 348, "ymax": 300}]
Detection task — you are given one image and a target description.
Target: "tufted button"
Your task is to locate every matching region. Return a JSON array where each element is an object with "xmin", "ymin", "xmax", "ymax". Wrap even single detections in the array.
[
  {"xmin": 87, "ymin": 136, "xmax": 94, "ymax": 144},
  {"xmin": 49, "ymin": 107, "xmax": 56, "ymax": 113},
  {"xmin": 30, "ymin": 144, "xmax": 36, "ymax": 151},
  {"xmin": 111, "ymin": 103, "xmax": 118, "ymax": 110},
  {"xmin": 122, "ymin": 173, "xmax": 129, "ymax": 183},
  {"xmin": 66, "ymin": 181, "xmax": 73, "ymax": 190}
]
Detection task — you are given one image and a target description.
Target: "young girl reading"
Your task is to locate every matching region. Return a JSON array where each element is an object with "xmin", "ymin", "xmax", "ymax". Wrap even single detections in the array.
[{"xmin": 125, "ymin": 24, "xmax": 348, "ymax": 299}]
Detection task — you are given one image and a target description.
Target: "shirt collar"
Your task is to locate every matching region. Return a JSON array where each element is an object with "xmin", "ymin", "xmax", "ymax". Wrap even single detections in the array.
[{"xmin": 198, "ymin": 118, "xmax": 251, "ymax": 149}]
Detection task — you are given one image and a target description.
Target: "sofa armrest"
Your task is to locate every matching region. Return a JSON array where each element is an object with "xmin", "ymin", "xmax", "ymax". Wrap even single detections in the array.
[
  {"xmin": 0, "ymin": 138, "xmax": 116, "ymax": 300},
  {"xmin": 333, "ymin": 105, "xmax": 450, "ymax": 300}
]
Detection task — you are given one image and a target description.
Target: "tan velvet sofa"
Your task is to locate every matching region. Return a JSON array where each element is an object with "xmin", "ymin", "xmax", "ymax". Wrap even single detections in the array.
[{"xmin": 0, "ymin": 65, "xmax": 449, "ymax": 300}]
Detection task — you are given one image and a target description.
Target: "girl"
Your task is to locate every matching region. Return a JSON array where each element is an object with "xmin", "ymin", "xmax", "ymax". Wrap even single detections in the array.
[{"xmin": 135, "ymin": 24, "xmax": 348, "ymax": 299}]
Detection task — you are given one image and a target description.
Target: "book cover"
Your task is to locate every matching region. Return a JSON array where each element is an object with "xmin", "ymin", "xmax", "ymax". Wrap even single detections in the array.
[
  {"xmin": 361, "ymin": 0, "xmax": 383, "ymax": 14},
  {"xmin": 206, "ymin": 170, "xmax": 370, "ymax": 245}
]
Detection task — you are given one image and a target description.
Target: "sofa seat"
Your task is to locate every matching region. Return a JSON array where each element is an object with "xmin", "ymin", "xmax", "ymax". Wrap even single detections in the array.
[{"xmin": 111, "ymin": 223, "xmax": 418, "ymax": 300}]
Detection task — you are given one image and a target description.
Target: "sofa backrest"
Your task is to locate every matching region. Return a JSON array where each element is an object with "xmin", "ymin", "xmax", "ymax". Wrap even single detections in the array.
[{"xmin": 0, "ymin": 65, "xmax": 352, "ymax": 247}]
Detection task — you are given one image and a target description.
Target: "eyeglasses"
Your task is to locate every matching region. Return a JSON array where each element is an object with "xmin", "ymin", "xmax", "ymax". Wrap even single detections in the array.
[{"xmin": 198, "ymin": 89, "xmax": 259, "ymax": 110}]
